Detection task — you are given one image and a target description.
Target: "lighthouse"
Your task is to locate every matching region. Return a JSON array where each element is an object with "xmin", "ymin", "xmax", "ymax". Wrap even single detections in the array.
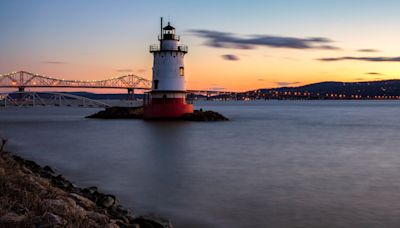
[{"xmin": 144, "ymin": 18, "xmax": 193, "ymax": 119}]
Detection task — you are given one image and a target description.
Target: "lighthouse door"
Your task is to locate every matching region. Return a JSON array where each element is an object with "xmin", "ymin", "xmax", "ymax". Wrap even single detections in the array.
[{"xmin": 154, "ymin": 80, "xmax": 159, "ymax": 89}]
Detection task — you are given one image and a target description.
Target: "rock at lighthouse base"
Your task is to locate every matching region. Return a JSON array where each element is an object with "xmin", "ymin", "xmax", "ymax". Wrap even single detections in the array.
[
  {"xmin": 86, "ymin": 107, "xmax": 229, "ymax": 121},
  {"xmin": 180, "ymin": 110, "xmax": 229, "ymax": 121},
  {"xmin": 86, "ymin": 106, "xmax": 143, "ymax": 119}
]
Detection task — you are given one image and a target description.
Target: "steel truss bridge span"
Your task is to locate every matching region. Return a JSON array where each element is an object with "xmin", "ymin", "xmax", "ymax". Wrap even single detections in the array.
[
  {"xmin": 0, "ymin": 92, "xmax": 111, "ymax": 108},
  {"xmin": 0, "ymin": 71, "xmax": 242, "ymax": 102},
  {"xmin": 0, "ymin": 71, "xmax": 151, "ymax": 91}
]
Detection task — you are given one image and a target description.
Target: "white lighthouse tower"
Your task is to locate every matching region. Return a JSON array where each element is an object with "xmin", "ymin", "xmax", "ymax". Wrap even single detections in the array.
[{"xmin": 144, "ymin": 18, "xmax": 193, "ymax": 119}]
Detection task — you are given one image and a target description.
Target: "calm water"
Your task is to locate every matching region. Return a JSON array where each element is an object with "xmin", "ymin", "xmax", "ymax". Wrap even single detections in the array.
[{"xmin": 1, "ymin": 100, "xmax": 400, "ymax": 228}]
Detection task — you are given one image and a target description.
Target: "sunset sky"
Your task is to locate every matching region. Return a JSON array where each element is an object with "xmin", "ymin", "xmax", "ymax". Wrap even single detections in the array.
[{"xmin": 1, "ymin": 0, "xmax": 400, "ymax": 92}]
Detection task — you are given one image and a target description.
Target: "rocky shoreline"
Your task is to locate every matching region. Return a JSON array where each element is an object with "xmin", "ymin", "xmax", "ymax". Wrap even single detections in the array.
[
  {"xmin": 86, "ymin": 106, "xmax": 229, "ymax": 121},
  {"xmin": 0, "ymin": 140, "xmax": 173, "ymax": 228}
]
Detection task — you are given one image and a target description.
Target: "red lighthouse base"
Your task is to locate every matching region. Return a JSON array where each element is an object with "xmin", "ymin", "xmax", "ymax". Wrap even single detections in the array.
[{"xmin": 143, "ymin": 98, "xmax": 193, "ymax": 119}]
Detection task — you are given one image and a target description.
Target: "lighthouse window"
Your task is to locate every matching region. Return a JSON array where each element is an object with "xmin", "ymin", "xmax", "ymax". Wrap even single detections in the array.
[
  {"xmin": 154, "ymin": 80, "xmax": 159, "ymax": 89},
  {"xmin": 179, "ymin": 67, "xmax": 184, "ymax": 76}
]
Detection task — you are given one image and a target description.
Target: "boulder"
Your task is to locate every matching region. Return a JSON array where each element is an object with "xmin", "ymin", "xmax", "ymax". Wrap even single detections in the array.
[
  {"xmin": 132, "ymin": 216, "xmax": 173, "ymax": 228},
  {"xmin": 81, "ymin": 186, "xmax": 99, "ymax": 197},
  {"xmin": 97, "ymin": 194, "xmax": 116, "ymax": 208},
  {"xmin": 115, "ymin": 205, "xmax": 132, "ymax": 217},
  {"xmin": 69, "ymin": 193, "xmax": 96, "ymax": 209},
  {"xmin": 10, "ymin": 203, "xmax": 29, "ymax": 215},
  {"xmin": 105, "ymin": 222, "xmax": 122, "ymax": 228},
  {"xmin": 180, "ymin": 110, "xmax": 229, "ymax": 121},
  {"xmin": 43, "ymin": 199, "xmax": 68, "ymax": 215},
  {"xmin": 106, "ymin": 204, "xmax": 134, "ymax": 223},
  {"xmin": 21, "ymin": 166, "xmax": 33, "ymax": 174},
  {"xmin": 51, "ymin": 175, "xmax": 74, "ymax": 191},
  {"xmin": 86, "ymin": 211, "xmax": 109, "ymax": 223},
  {"xmin": 22, "ymin": 159, "xmax": 42, "ymax": 173},
  {"xmin": 42, "ymin": 212, "xmax": 63, "ymax": 226},
  {"xmin": 43, "ymin": 165, "xmax": 55, "ymax": 174},
  {"xmin": 0, "ymin": 212, "xmax": 27, "ymax": 226}
]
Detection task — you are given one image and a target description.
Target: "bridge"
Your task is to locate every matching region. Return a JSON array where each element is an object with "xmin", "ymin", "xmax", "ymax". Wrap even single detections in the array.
[
  {"xmin": 0, "ymin": 71, "xmax": 151, "ymax": 93},
  {"xmin": 0, "ymin": 71, "xmax": 242, "ymax": 107}
]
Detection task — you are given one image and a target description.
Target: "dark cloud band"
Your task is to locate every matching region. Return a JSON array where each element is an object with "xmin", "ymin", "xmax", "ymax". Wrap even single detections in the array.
[
  {"xmin": 116, "ymin": 69, "xmax": 134, "ymax": 73},
  {"xmin": 275, "ymin": 81, "xmax": 301, "ymax": 86},
  {"xmin": 190, "ymin": 29, "xmax": 339, "ymax": 50},
  {"xmin": 41, "ymin": 61, "xmax": 66, "ymax": 64},
  {"xmin": 366, "ymin": 72, "xmax": 383, "ymax": 75},
  {"xmin": 357, "ymin": 49, "xmax": 380, "ymax": 53},
  {"xmin": 318, "ymin": 56, "xmax": 400, "ymax": 62},
  {"xmin": 221, "ymin": 54, "xmax": 240, "ymax": 61}
]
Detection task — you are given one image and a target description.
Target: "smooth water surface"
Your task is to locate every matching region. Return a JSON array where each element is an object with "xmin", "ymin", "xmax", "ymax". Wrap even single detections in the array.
[{"xmin": 1, "ymin": 100, "xmax": 400, "ymax": 228}]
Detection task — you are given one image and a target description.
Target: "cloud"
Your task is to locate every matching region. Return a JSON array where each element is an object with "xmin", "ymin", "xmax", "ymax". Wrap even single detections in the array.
[
  {"xmin": 210, "ymin": 87, "xmax": 226, "ymax": 91},
  {"xmin": 41, "ymin": 61, "xmax": 66, "ymax": 64},
  {"xmin": 357, "ymin": 49, "xmax": 380, "ymax": 53},
  {"xmin": 116, "ymin": 69, "xmax": 134, "ymax": 73},
  {"xmin": 136, "ymin": 69, "xmax": 147, "ymax": 73},
  {"xmin": 189, "ymin": 29, "xmax": 340, "ymax": 50},
  {"xmin": 257, "ymin": 78, "xmax": 266, "ymax": 81},
  {"xmin": 116, "ymin": 69, "xmax": 147, "ymax": 74},
  {"xmin": 281, "ymin": 57, "xmax": 298, "ymax": 61},
  {"xmin": 354, "ymin": 78, "xmax": 365, "ymax": 81},
  {"xmin": 221, "ymin": 54, "xmax": 240, "ymax": 61},
  {"xmin": 366, "ymin": 72, "xmax": 383, "ymax": 75},
  {"xmin": 318, "ymin": 56, "xmax": 400, "ymax": 62},
  {"xmin": 208, "ymin": 84, "xmax": 226, "ymax": 91},
  {"xmin": 275, "ymin": 81, "xmax": 301, "ymax": 86}
]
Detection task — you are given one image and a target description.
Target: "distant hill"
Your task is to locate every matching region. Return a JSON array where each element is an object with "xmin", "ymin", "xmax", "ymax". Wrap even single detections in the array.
[
  {"xmin": 37, "ymin": 80, "xmax": 400, "ymax": 100},
  {"xmin": 253, "ymin": 80, "xmax": 400, "ymax": 99}
]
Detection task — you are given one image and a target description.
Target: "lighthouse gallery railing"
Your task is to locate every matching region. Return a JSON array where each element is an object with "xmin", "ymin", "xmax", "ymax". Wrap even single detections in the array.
[{"xmin": 149, "ymin": 44, "xmax": 188, "ymax": 53}]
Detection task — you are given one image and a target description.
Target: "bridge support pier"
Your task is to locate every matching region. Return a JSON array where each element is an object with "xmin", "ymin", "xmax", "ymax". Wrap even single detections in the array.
[
  {"xmin": 206, "ymin": 91, "xmax": 211, "ymax": 100},
  {"xmin": 187, "ymin": 93, "xmax": 195, "ymax": 103},
  {"xmin": 18, "ymin": 87, "xmax": 25, "ymax": 92},
  {"xmin": 127, "ymin": 88, "xmax": 135, "ymax": 101}
]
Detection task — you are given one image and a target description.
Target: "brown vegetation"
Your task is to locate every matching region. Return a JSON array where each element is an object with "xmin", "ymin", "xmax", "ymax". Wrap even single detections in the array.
[
  {"xmin": 0, "ymin": 150, "xmax": 109, "ymax": 227},
  {"xmin": 0, "ymin": 139, "xmax": 173, "ymax": 228}
]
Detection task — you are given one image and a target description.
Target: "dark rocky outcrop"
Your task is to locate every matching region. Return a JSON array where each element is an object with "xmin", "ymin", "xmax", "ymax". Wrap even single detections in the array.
[
  {"xmin": 180, "ymin": 110, "xmax": 229, "ymax": 121},
  {"xmin": 86, "ymin": 106, "xmax": 229, "ymax": 121},
  {"xmin": 86, "ymin": 106, "xmax": 143, "ymax": 119}
]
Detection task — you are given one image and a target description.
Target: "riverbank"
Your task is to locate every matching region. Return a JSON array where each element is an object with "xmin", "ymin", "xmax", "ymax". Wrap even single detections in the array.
[{"xmin": 0, "ymin": 140, "xmax": 173, "ymax": 228}]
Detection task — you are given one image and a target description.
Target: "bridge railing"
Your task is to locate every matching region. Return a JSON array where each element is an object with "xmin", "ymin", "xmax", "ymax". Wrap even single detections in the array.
[{"xmin": 0, "ymin": 92, "xmax": 111, "ymax": 108}]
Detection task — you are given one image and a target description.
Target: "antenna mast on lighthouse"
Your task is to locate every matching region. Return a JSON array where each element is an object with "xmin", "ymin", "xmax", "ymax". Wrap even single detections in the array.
[{"xmin": 160, "ymin": 17, "xmax": 163, "ymax": 49}]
